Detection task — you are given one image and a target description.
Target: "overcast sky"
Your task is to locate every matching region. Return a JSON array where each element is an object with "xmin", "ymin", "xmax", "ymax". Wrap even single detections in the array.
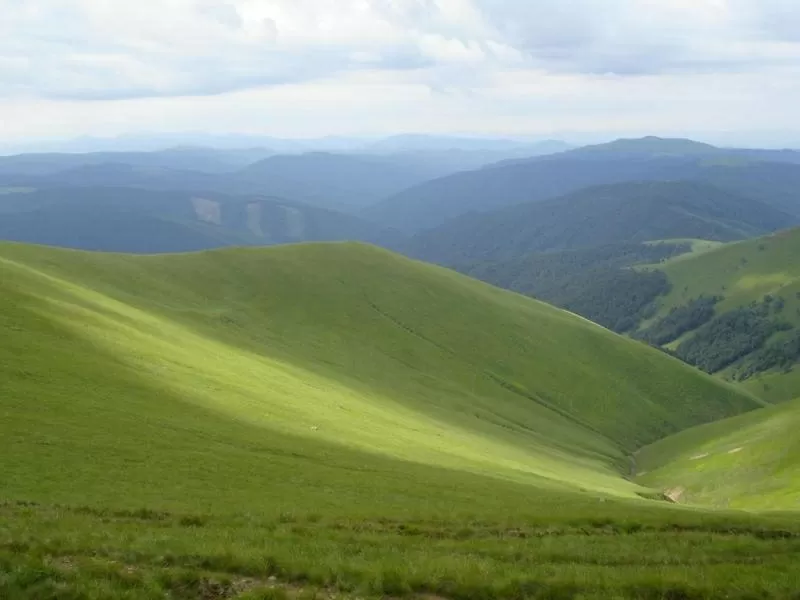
[{"xmin": 2, "ymin": 0, "xmax": 800, "ymax": 145}]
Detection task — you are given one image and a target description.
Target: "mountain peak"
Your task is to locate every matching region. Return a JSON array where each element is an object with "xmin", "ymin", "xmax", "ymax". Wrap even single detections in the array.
[{"xmin": 571, "ymin": 136, "xmax": 720, "ymax": 156}]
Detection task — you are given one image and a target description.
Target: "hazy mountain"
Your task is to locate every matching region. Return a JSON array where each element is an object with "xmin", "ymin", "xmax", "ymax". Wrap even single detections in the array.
[
  {"xmin": 367, "ymin": 134, "xmax": 571, "ymax": 154},
  {"xmin": 0, "ymin": 147, "xmax": 272, "ymax": 176},
  {"xmin": 368, "ymin": 137, "xmax": 800, "ymax": 233},
  {"xmin": 0, "ymin": 151, "xmax": 462, "ymax": 212},
  {"xmin": 366, "ymin": 156, "xmax": 687, "ymax": 233},
  {"xmin": 0, "ymin": 187, "xmax": 402, "ymax": 253},
  {"xmin": 406, "ymin": 181, "xmax": 796, "ymax": 265},
  {"xmin": 234, "ymin": 152, "xmax": 449, "ymax": 210}
]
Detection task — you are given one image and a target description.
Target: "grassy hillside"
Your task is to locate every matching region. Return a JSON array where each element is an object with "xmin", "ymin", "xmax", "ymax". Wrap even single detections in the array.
[
  {"xmin": 407, "ymin": 181, "xmax": 792, "ymax": 265},
  {"xmin": 1, "ymin": 241, "xmax": 760, "ymax": 499},
  {"xmin": 4, "ymin": 242, "xmax": 794, "ymax": 598},
  {"xmin": 637, "ymin": 398, "xmax": 800, "ymax": 510},
  {"xmin": 655, "ymin": 229, "xmax": 800, "ymax": 322},
  {"xmin": 637, "ymin": 228, "xmax": 800, "ymax": 397}
]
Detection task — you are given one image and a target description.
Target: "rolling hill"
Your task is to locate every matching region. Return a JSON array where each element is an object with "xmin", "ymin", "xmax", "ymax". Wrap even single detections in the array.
[
  {"xmin": 0, "ymin": 241, "xmax": 761, "ymax": 500},
  {"xmin": 636, "ymin": 227, "xmax": 800, "ymax": 400},
  {"xmin": 458, "ymin": 228, "xmax": 800, "ymax": 397},
  {"xmin": 366, "ymin": 137, "xmax": 800, "ymax": 233},
  {"xmin": 636, "ymin": 397, "xmax": 800, "ymax": 510},
  {"xmin": 406, "ymin": 181, "xmax": 794, "ymax": 265},
  {"xmin": 6, "ymin": 241, "xmax": 800, "ymax": 599},
  {"xmin": 0, "ymin": 187, "xmax": 401, "ymax": 253}
]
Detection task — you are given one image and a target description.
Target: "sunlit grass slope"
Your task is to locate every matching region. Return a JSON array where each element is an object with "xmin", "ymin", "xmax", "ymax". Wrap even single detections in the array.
[
  {"xmin": 637, "ymin": 397, "xmax": 800, "ymax": 510},
  {"xmin": 1, "ymin": 241, "xmax": 760, "ymax": 511},
  {"xmin": 652, "ymin": 227, "xmax": 800, "ymax": 399},
  {"xmin": 3, "ymin": 242, "xmax": 798, "ymax": 600},
  {"xmin": 656, "ymin": 228, "xmax": 800, "ymax": 325},
  {"xmin": 645, "ymin": 238, "xmax": 725, "ymax": 264}
]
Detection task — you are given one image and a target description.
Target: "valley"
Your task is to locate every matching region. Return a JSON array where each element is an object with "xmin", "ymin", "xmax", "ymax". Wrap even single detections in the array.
[{"xmin": 3, "ymin": 136, "xmax": 800, "ymax": 599}]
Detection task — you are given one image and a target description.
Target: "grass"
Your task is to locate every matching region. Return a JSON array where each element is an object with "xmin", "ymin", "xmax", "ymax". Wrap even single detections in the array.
[
  {"xmin": 640, "ymin": 228, "xmax": 800, "ymax": 400},
  {"xmin": 745, "ymin": 368, "xmax": 800, "ymax": 403},
  {"xmin": 637, "ymin": 397, "xmax": 800, "ymax": 510},
  {"xmin": 0, "ymin": 241, "xmax": 793, "ymax": 598},
  {"xmin": 656, "ymin": 228, "xmax": 800, "ymax": 327},
  {"xmin": 5, "ymin": 500, "xmax": 800, "ymax": 600},
  {"xmin": 644, "ymin": 238, "xmax": 725, "ymax": 265}
]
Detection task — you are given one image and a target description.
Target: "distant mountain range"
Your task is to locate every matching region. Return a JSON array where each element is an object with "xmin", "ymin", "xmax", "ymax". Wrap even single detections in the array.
[
  {"xmin": 0, "ymin": 152, "xmax": 450, "ymax": 212},
  {"xmin": 368, "ymin": 137, "xmax": 800, "ymax": 232},
  {"xmin": 406, "ymin": 181, "xmax": 797, "ymax": 265},
  {"xmin": 0, "ymin": 187, "xmax": 401, "ymax": 253},
  {"xmin": 2, "ymin": 135, "xmax": 800, "ymax": 267}
]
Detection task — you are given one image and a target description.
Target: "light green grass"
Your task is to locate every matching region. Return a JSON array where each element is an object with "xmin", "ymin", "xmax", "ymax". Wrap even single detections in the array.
[
  {"xmin": 644, "ymin": 228, "xmax": 800, "ymax": 400},
  {"xmin": 0, "ymin": 241, "xmax": 760, "ymax": 507},
  {"xmin": 656, "ymin": 228, "xmax": 800, "ymax": 325},
  {"xmin": 638, "ymin": 397, "xmax": 800, "ymax": 510},
  {"xmin": 644, "ymin": 238, "xmax": 725, "ymax": 265},
  {"xmin": 1, "ymin": 241, "xmax": 791, "ymax": 598},
  {"xmin": 745, "ymin": 368, "xmax": 800, "ymax": 403}
]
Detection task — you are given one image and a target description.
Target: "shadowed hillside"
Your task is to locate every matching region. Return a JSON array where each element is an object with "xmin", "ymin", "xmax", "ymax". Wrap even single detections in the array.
[{"xmin": 407, "ymin": 181, "xmax": 793, "ymax": 265}]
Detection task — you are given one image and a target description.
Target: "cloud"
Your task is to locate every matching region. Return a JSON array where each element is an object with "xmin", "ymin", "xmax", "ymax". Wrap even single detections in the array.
[
  {"xmin": 2, "ymin": 0, "xmax": 796, "ymax": 102},
  {"xmin": 0, "ymin": 0, "xmax": 799, "ymax": 146}
]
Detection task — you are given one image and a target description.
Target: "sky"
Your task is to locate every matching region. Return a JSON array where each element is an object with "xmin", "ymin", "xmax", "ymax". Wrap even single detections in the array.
[{"xmin": 2, "ymin": 0, "xmax": 800, "ymax": 146}]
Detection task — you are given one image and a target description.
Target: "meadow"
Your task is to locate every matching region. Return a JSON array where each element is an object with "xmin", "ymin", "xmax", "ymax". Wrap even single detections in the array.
[{"xmin": 2, "ymin": 241, "xmax": 798, "ymax": 599}]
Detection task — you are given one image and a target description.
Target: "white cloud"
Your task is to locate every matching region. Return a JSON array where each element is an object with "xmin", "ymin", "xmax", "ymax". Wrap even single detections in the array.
[{"xmin": 0, "ymin": 0, "xmax": 799, "ymax": 142}]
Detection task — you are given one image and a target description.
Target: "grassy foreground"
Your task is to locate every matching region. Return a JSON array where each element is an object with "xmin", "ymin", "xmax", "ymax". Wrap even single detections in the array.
[{"xmin": 1, "ymin": 242, "xmax": 795, "ymax": 599}]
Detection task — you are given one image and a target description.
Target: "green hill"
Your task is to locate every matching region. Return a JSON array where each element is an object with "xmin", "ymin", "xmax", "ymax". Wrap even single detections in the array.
[
  {"xmin": 637, "ymin": 397, "xmax": 800, "ymax": 510},
  {"xmin": 636, "ymin": 228, "xmax": 800, "ymax": 399},
  {"xmin": 1, "ymin": 241, "xmax": 760, "ymax": 499},
  {"xmin": 7, "ymin": 241, "xmax": 800, "ymax": 599}
]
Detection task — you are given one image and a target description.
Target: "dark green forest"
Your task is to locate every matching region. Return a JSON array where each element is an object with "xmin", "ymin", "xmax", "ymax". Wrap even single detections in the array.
[
  {"xmin": 460, "ymin": 242, "xmax": 686, "ymax": 332},
  {"xmin": 674, "ymin": 298, "xmax": 792, "ymax": 374},
  {"xmin": 636, "ymin": 296, "xmax": 721, "ymax": 345}
]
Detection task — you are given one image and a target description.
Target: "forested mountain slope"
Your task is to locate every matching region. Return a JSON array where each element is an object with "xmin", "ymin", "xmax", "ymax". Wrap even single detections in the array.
[
  {"xmin": 407, "ymin": 181, "xmax": 794, "ymax": 265},
  {"xmin": 0, "ymin": 187, "xmax": 400, "ymax": 253},
  {"xmin": 367, "ymin": 137, "xmax": 800, "ymax": 232},
  {"xmin": 636, "ymin": 228, "xmax": 800, "ymax": 400}
]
